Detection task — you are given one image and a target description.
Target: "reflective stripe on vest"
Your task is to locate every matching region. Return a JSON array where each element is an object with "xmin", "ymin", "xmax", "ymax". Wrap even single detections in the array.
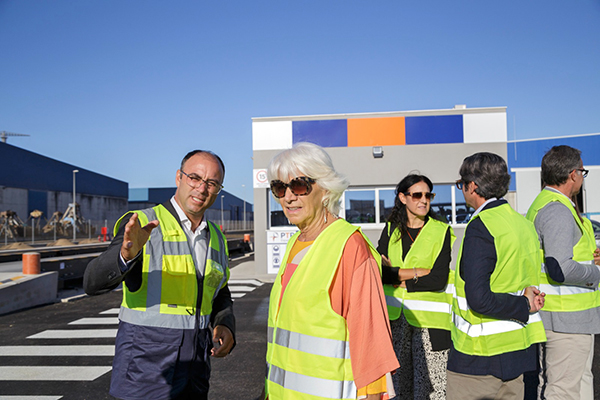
[
  {"xmin": 265, "ymin": 220, "xmax": 378, "ymax": 399},
  {"xmin": 526, "ymin": 190, "xmax": 600, "ymax": 312},
  {"xmin": 117, "ymin": 205, "xmax": 228, "ymax": 330},
  {"xmin": 452, "ymin": 203, "xmax": 546, "ymax": 356},
  {"xmin": 274, "ymin": 327, "xmax": 351, "ymax": 359},
  {"xmin": 268, "ymin": 363, "xmax": 356, "ymax": 400},
  {"xmin": 453, "ymin": 311, "xmax": 542, "ymax": 337},
  {"xmin": 384, "ymin": 218, "xmax": 455, "ymax": 329},
  {"xmin": 385, "ymin": 283, "xmax": 455, "ymax": 314}
]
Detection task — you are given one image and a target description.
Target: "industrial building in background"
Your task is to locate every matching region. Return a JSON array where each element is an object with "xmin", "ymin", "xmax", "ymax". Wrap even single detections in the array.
[
  {"xmin": 0, "ymin": 141, "xmax": 254, "ymax": 246},
  {"xmin": 251, "ymin": 105, "xmax": 600, "ymax": 275},
  {"xmin": 0, "ymin": 141, "xmax": 127, "ymax": 243}
]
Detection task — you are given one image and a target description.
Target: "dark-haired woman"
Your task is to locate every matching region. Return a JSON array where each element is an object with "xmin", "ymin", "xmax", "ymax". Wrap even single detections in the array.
[{"xmin": 377, "ymin": 174, "xmax": 455, "ymax": 400}]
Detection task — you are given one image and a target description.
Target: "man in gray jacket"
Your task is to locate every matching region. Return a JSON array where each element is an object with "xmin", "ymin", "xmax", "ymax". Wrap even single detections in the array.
[{"xmin": 526, "ymin": 145, "xmax": 600, "ymax": 400}]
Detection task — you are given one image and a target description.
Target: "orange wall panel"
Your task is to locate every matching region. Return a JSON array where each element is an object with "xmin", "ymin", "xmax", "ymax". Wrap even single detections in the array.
[{"xmin": 347, "ymin": 117, "xmax": 405, "ymax": 147}]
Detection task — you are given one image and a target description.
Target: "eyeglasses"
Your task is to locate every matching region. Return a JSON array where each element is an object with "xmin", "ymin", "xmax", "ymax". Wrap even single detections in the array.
[
  {"xmin": 270, "ymin": 176, "xmax": 316, "ymax": 199},
  {"xmin": 180, "ymin": 170, "xmax": 223, "ymax": 194},
  {"xmin": 455, "ymin": 179, "xmax": 466, "ymax": 190},
  {"xmin": 574, "ymin": 168, "xmax": 589, "ymax": 178},
  {"xmin": 405, "ymin": 192, "xmax": 435, "ymax": 201}
]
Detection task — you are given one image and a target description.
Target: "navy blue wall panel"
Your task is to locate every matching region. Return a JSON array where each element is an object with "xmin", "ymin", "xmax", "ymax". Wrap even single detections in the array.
[
  {"xmin": 405, "ymin": 115, "xmax": 463, "ymax": 145},
  {"xmin": 148, "ymin": 188, "xmax": 176, "ymax": 204},
  {"xmin": 0, "ymin": 142, "xmax": 127, "ymax": 197},
  {"xmin": 292, "ymin": 120, "xmax": 348, "ymax": 148},
  {"xmin": 507, "ymin": 135, "xmax": 600, "ymax": 190},
  {"xmin": 28, "ymin": 190, "xmax": 47, "ymax": 214}
]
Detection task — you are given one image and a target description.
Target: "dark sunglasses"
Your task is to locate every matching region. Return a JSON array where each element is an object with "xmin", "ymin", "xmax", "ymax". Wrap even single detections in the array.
[
  {"xmin": 405, "ymin": 192, "xmax": 435, "ymax": 201},
  {"xmin": 455, "ymin": 179, "xmax": 466, "ymax": 190},
  {"xmin": 270, "ymin": 176, "xmax": 316, "ymax": 199}
]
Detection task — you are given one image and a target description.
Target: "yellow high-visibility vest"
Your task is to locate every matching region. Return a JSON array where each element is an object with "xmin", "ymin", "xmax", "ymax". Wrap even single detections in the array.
[
  {"xmin": 384, "ymin": 218, "xmax": 456, "ymax": 330},
  {"xmin": 266, "ymin": 219, "xmax": 381, "ymax": 399},
  {"xmin": 526, "ymin": 189, "xmax": 600, "ymax": 312},
  {"xmin": 452, "ymin": 204, "xmax": 546, "ymax": 356},
  {"xmin": 114, "ymin": 204, "xmax": 229, "ymax": 329}
]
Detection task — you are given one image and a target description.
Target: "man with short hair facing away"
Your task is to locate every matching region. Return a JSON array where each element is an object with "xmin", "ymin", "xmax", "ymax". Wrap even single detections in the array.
[
  {"xmin": 526, "ymin": 145, "xmax": 600, "ymax": 400},
  {"xmin": 84, "ymin": 150, "xmax": 235, "ymax": 400},
  {"xmin": 447, "ymin": 152, "xmax": 546, "ymax": 400}
]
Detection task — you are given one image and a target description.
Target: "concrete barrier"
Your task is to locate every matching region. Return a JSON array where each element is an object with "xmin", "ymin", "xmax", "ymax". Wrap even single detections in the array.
[{"xmin": 0, "ymin": 272, "xmax": 58, "ymax": 315}]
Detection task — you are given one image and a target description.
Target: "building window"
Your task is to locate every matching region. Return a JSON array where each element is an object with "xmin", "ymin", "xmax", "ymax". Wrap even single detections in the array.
[
  {"xmin": 379, "ymin": 189, "xmax": 396, "ymax": 223},
  {"xmin": 344, "ymin": 189, "xmax": 377, "ymax": 224},
  {"xmin": 269, "ymin": 195, "xmax": 293, "ymax": 228},
  {"xmin": 340, "ymin": 185, "xmax": 473, "ymax": 227},
  {"xmin": 267, "ymin": 185, "xmax": 473, "ymax": 229}
]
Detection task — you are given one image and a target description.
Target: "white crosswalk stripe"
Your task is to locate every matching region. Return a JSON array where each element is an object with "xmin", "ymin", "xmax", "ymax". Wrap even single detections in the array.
[
  {"xmin": 0, "ymin": 278, "xmax": 264, "ymax": 398},
  {"xmin": 228, "ymin": 279, "xmax": 263, "ymax": 300},
  {"xmin": 0, "ymin": 396, "xmax": 63, "ymax": 399},
  {"xmin": 0, "ymin": 345, "xmax": 115, "ymax": 356},
  {"xmin": 0, "ymin": 366, "xmax": 112, "ymax": 381},
  {"xmin": 68, "ymin": 317, "xmax": 119, "ymax": 325}
]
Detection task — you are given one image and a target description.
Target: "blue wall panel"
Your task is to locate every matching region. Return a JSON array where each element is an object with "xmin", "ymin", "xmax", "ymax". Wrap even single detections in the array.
[
  {"xmin": 405, "ymin": 115, "xmax": 463, "ymax": 145},
  {"xmin": 28, "ymin": 190, "xmax": 47, "ymax": 214},
  {"xmin": 507, "ymin": 134, "xmax": 600, "ymax": 190},
  {"xmin": 292, "ymin": 120, "xmax": 348, "ymax": 148}
]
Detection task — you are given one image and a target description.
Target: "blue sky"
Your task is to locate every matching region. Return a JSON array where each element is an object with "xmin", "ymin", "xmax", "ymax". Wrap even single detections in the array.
[{"xmin": 1, "ymin": 1, "xmax": 599, "ymax": 202}]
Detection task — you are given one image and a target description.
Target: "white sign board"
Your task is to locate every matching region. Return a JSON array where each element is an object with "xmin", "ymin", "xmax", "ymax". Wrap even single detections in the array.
[
  {"xmin": 266, "ymin": 229, "xmax": 298, "ymax": 274},
  {"xmin": 254, "ymin": 169, "xmax": 269, "ymax": 188}
]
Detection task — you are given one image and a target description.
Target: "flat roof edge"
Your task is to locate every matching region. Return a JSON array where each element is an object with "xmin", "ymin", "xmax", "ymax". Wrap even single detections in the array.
[
  {"xmin": 507, "ymin": 132, "xmax": 600, "ymax": 143},
  {"xmin": 251, "ymin": 106, "xmax": 507, "ymax": 122}
]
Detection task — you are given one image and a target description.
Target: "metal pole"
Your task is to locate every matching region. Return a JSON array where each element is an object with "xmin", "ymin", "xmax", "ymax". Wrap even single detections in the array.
[
  {"xmin": 31, "ymin": 219, "xmax": 34, "ymax": 244},
  {"xmin": 242, "ymin": 184, "xmax": 246, "ymax": 230},
  {"xmin": 220, "ymin": 195, "xmax": 224, "ymax": 229},
  {"xmin": 53, "ymin": 222, "xmax": 56, "ymax": 241},
  {"xmin": 73, "ymin": 169, "xmax": 79, "ymax": 242},
  {"xmin": 88, "ymin": 219, "xmax": 91, "ymax": 239}
]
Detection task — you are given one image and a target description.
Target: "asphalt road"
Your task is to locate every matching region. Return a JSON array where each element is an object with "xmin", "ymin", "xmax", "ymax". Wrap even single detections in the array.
[
  {"xmin": 2, "ymin": 265, "xmax": 600, "ymax": 399},
  {"xmin": 0, "ymin": 279, "xmax": 270, "ymax": 400}
]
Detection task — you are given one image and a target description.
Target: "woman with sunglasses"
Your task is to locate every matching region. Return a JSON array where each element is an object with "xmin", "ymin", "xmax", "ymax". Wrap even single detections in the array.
[
  {"xmin": 264, "ymin": 142, "xmax": 399, "ymax": 400},
  {"xmin": 377, "ymin": 174, "xmax": 455, "ymax": 400}
]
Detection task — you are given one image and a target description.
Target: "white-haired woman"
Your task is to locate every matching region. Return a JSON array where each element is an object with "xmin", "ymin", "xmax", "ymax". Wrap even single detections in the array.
[{"xmin": 264, "ymin": 142, "xmax": 399, "ymax": 400}]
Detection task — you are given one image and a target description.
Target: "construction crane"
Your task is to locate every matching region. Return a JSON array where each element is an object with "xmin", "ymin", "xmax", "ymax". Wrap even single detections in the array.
[{"xmin": 0, "ymin": 131, "xmax": 30, "ymax": 143}]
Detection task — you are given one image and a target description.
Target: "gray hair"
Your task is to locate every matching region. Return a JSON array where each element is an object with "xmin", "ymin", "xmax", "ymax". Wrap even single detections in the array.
[
  {"xmin": 267, "ymin": 142, "xmax": 349, "ymax": 215},
  {"xmin": 541, "ymin": 145, "xmax": 582, "ymax": 186}
]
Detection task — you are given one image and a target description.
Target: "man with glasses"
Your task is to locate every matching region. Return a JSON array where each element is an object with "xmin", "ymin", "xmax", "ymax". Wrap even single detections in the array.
[
  {"xmin": 447, "ymin": 152, "xmax": 546, "ymax": 399},
  {"xmin": 84, "ymin": 150, "xmax": 235, "ymax": 400},
  {"xmin": 526, "ymin": 145, "xmax": 600, "ymax": 400}
]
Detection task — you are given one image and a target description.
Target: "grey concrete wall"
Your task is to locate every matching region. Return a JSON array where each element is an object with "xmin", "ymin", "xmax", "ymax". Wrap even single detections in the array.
[
  {"xmin": 0, "ymin": 187, "xmax": 28, "ymax": 219},
  {"xmin": 253, "ymin": 142, "xmax": 509, "ymax": 275},
  {"xmin": 47, "ymin": 191, "xmax": 128, "ymax": 225},
  {"xmin": 254, "ymin": 142, "xmax": 508, "ymax": 187},
  {"xmin": 254, "ymin": 188, "xmax": 270, "ymax": 275}
]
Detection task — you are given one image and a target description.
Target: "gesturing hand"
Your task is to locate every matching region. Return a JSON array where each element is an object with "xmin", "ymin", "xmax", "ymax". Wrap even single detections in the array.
[
  {"xmin": 120, "ymin": 213, "xmax": 159, "ymax": 261},
  {"xmin": 211, "ymin": 325, "xmax": 234, "ymax": 358}
]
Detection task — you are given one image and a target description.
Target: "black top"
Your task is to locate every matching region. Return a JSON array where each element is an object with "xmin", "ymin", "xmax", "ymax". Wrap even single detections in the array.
[
  {"xmin": 446, "ymin": 199, "xmax": 535, "ymax": 380},
  {"xmin": 377, "ymin": 216, "xmax": 452, "ymax": 351},
  {"xmin": 83, "ymin": 201, "xmax": 236, "ymax": 341}
]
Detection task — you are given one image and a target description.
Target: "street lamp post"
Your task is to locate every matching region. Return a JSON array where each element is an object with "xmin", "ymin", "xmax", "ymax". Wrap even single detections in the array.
[
  {"xmin": 73, "ymin": 169, "xmax": 79, "ymax": 242},
  {"xmin": 220, "ymin": 195, "xmax": 225, "ymax": 230},
  {"xmin": 242, "ymin": 184, "xmax": 246, "ymax": 230}
]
